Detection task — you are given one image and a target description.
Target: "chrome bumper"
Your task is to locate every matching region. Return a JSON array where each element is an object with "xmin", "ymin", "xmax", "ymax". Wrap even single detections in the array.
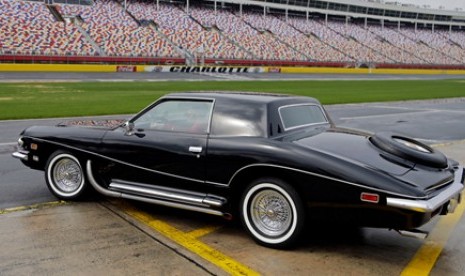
[
  {"xmin": 12, "ymin": 151, "xmax": 29, "ymax": 161},
  {"xmin": 386, "ymin": 166, "xmax": 464, "ymax": 213}
]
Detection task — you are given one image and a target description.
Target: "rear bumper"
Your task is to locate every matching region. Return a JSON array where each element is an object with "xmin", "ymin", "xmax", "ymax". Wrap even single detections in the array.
[{"xmin": 386, "ymin": 166, "xmax": 464, "ymax": 213}]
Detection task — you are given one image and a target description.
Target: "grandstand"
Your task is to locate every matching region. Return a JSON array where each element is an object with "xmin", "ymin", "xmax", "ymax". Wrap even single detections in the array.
[{"xmin": 0, "ymin": 0, "xmax": 464, "ymax": 69}]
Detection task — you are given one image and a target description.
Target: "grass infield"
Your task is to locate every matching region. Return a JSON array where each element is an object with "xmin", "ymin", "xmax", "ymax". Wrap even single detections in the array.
[{"xmin": 0, "ymin": 79, "xmax": 464, "ymax": 120}]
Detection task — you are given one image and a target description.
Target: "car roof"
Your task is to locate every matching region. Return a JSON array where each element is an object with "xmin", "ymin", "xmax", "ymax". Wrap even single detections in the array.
[{"xmin": 166, "ymin": 91, "xmax": 320, "ymax": 105}]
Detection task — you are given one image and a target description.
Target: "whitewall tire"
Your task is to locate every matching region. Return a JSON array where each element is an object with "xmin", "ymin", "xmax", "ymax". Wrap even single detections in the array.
[
  {"xmin": 45, "ymin": 151, "xmax": 87, "ymax": 199},
  {"xmin": 240, "ymin": 178, "xmax": 305, "ymax": 248}
]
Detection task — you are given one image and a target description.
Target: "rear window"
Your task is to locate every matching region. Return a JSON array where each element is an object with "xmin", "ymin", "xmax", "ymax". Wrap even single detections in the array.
[{"xmin": 279, "ymin": 104, "xmax": 328, "ymax": 130}]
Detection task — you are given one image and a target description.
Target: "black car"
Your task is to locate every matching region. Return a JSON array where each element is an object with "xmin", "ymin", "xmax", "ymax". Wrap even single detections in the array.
[{"xmin": 13, "ymin": 92, "xmax": 464, "ymax": 248}]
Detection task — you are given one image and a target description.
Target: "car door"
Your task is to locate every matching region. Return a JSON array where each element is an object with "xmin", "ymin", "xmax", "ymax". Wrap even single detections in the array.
[{"xmin": 100, "ymin": 98, "xmax": 213, "ymax": 189}]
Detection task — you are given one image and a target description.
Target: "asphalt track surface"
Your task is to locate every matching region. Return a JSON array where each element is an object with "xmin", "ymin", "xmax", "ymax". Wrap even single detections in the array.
[
  {"xmin": 1, "ymin": 72, "xmax": 465, "ymax": 275},
  {"xmin": 1, "ymin": 72, "xmax": 465, "ymax": 208}
]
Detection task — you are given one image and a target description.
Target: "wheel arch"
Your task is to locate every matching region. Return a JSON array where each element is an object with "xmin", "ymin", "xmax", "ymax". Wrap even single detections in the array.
[
  {"xmin": 228, "ymin": 164, "xmax": 311, "ymax": 210},
  {"xmin": 29, "ymin": 138, "xmax": 94, "ymax": 170}
]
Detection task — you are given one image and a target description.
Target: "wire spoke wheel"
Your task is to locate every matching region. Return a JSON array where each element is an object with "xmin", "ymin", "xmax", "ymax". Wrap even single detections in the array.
[
  {"xmin": 251, "ymin": 190, "xmax": 292, "ymax": 237},
  {"xmin": 241, "ymin": 178, "xmax": 305, "ymax": 248},
  {"xmin": 52, "ymin": 158, "xmax": 83, "ymax": 193},
  {"xmin": 46, "ymin": 152, "xmax": 87, "ymax": 199}
]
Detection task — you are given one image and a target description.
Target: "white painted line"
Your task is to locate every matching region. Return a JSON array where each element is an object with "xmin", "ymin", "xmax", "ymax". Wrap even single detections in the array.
[
  {"xmin": 339, "ymin": 110, "xmax": 440, "ymax": 120},
  {"xmin": 0, "ymin": 142, "xmax": 16, "ymax": 147},
  {"xmin": 373, "ymin": 105, "xmax": 465, "ymax": 114}
]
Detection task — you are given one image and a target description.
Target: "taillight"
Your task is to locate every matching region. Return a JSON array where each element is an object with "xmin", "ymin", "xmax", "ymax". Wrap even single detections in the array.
[{"xmin": 361, "ymin": 192, "xmax": 380, "ymax": 203}]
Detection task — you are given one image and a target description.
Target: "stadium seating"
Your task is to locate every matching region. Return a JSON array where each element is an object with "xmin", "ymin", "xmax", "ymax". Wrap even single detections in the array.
[
  {"xmin": 127, "ymin": 2, "xmax": 251, "ymax": 60},
  {"xmin": 0, "ymin": 0, "xmax": 464, "ymax": 66},
  {"xmin": 287, "ymin": 17, "xmax": 351, "ymax": 62},
  {"xmin": 397, "ymin": 28, "xmax": 460, "ymax": 64},
  {"xmin": 0, "ymin": 0, "xmax": 96, "ymax": 56},
  {"xmin": 58, "ymin": 0, "xmax": 137, "ymax": 27}
]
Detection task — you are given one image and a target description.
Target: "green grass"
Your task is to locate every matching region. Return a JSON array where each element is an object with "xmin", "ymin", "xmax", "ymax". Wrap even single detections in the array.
[{"xmin": 1, "ymin": 79, "xmax": 465, "ymax": 120}]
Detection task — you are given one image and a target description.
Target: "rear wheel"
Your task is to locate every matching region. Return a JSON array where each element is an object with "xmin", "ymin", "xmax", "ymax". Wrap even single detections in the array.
[
  {"xmin": 45, "ymin": 151, "xmax": 87, "ymax": 200},
  {"xmin": 240, "ymin": 178, "xmax": 305, "ymax": 248}
]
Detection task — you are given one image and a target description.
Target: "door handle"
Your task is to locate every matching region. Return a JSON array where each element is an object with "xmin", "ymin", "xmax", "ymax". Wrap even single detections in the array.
[{"xmin": 189, "ymin": 146, "xmax": 203, "ymax": 153}]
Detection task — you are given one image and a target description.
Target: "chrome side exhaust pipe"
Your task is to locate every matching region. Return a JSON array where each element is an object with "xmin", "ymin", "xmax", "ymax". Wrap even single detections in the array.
[
  {"xmin": 86, "ymin": 160, "xmax": 232, "ymax": 219},
  {"xmin": 395, "ymin": 229, "xmax": 428, "ymax": 239}
]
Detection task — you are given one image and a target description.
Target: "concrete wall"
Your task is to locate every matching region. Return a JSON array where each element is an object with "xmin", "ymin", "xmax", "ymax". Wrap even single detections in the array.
[{"xmin": 1, "ymin": 64, "xmax": 465, "ymax": 75}]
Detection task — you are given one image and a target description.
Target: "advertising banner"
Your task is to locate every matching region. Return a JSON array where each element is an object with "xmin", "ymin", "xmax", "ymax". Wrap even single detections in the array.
[
  {"xmin": 145, "ymin": 65, "xmax": 266, "ymax": 73},
  {"xmin": 116, "ymin": 65, "xmax": 137, "ymax": 72}
]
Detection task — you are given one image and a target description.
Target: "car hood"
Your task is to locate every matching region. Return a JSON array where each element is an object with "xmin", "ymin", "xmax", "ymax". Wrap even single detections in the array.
[
  {"xmin": 21, "ymin": 125, "xmax": 110, "ymax": 153},
  {"xmin": 57, "ymin": 119, "xmax": 126, "ymax": 129},
  {"xmin": 291, "ymin": 127, "xmax": 456, "ymax": 196}
]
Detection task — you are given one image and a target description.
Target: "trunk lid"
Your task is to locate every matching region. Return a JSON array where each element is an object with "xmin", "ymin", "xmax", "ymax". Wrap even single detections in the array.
[{"xmin": 292, "ymin": 127, "xmax": 455, "ymax": 195}]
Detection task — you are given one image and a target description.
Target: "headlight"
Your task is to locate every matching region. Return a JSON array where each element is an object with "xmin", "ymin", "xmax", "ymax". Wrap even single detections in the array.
[{"xmin": 17, "ymin": 137, "xmax": 25, "ymax": 150}]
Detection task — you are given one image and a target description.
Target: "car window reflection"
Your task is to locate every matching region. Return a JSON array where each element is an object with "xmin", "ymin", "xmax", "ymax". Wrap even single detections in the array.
[
  {"xmin": 211, "ymin": 101, "xmax": 266, "ymax": 137},
  {"xmin": 134, "ymin": 100, "xmax": 212, "ymax": 134}
]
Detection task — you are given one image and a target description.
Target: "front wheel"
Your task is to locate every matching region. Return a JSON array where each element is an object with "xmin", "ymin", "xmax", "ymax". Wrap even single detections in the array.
[
  {"xmin": 240, "ymin": 178, "xmax": 305, "ymax": 248},
  {"xmin": 45, "ymin": 151, "xmax": 87, "ymax": 200}
]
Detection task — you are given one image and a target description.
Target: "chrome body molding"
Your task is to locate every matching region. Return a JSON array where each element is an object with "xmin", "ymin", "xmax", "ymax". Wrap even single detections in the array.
[{"xmin": 386, "ymin": 166, "xmax": 464, "ymax": 213}]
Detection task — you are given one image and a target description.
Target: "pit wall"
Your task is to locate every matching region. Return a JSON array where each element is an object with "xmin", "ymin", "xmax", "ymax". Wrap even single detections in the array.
[
  {"xmin": 279, "ymin": 67, "xmax": 465, "ymax": 75},
  {"xmin": 1, "ymin": 64, "xmax": 465, "ymax": 75}
]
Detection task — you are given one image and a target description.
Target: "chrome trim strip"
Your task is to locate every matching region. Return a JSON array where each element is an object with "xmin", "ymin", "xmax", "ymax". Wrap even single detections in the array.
[
  {"xmin": 12, "ymin": 151, "xmax": 29, "ymax": 161},
  {"xmin": 425, "ymin": 178, "xmax": 454, "ymax": 193},
  {"xmin": 189, "ymin": 146, "xmax": 203, "ymax": 153},
  {"xmin": 387, "ymin": 166, "xmax": 464, "ymax": 212}
]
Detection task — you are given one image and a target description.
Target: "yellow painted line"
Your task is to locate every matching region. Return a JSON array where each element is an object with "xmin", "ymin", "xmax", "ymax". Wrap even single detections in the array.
[
  {"xmin": 401, "ymin": 192, "xmax": 465, "ymax": 276},
  {"xmin": 431, "ymin": 139, "xmax": 465, "ymax": 148},
  {"xmin": 0, "ymin": 200, "xmax": 68, "ymax": 215},
  {"xmin": 119, "ymin": 203, "xmax": 259, "ymax": 276},
  {"xmin": 187, "ymin": 225, "xmax": 224, "ymax": 239}
]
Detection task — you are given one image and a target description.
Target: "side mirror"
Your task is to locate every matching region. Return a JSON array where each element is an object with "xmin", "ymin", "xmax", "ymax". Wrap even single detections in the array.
[{"xmin": 124, "ymin": 122, "xmax": 135, "ymax": 136}]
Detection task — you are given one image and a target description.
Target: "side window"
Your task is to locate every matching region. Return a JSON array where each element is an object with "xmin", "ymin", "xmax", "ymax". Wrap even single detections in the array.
[
  {"xmin": 210, "ymin": 100, "xmax": 266, "ymax": 137},
  {"xmin": 133, "ymin": 100, "xmax": 212, "ymax": 133}
]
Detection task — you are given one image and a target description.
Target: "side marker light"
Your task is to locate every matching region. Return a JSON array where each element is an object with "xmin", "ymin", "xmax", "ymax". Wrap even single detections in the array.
[{"xmin": 361, "ymin": 192, "xmax": 380, "ymax": 203}]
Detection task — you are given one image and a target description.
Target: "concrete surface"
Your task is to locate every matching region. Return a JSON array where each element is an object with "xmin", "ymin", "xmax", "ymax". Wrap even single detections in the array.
[{"xmin": 0, "ymin": 202, "xmax": 212, "ymax": 276}]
